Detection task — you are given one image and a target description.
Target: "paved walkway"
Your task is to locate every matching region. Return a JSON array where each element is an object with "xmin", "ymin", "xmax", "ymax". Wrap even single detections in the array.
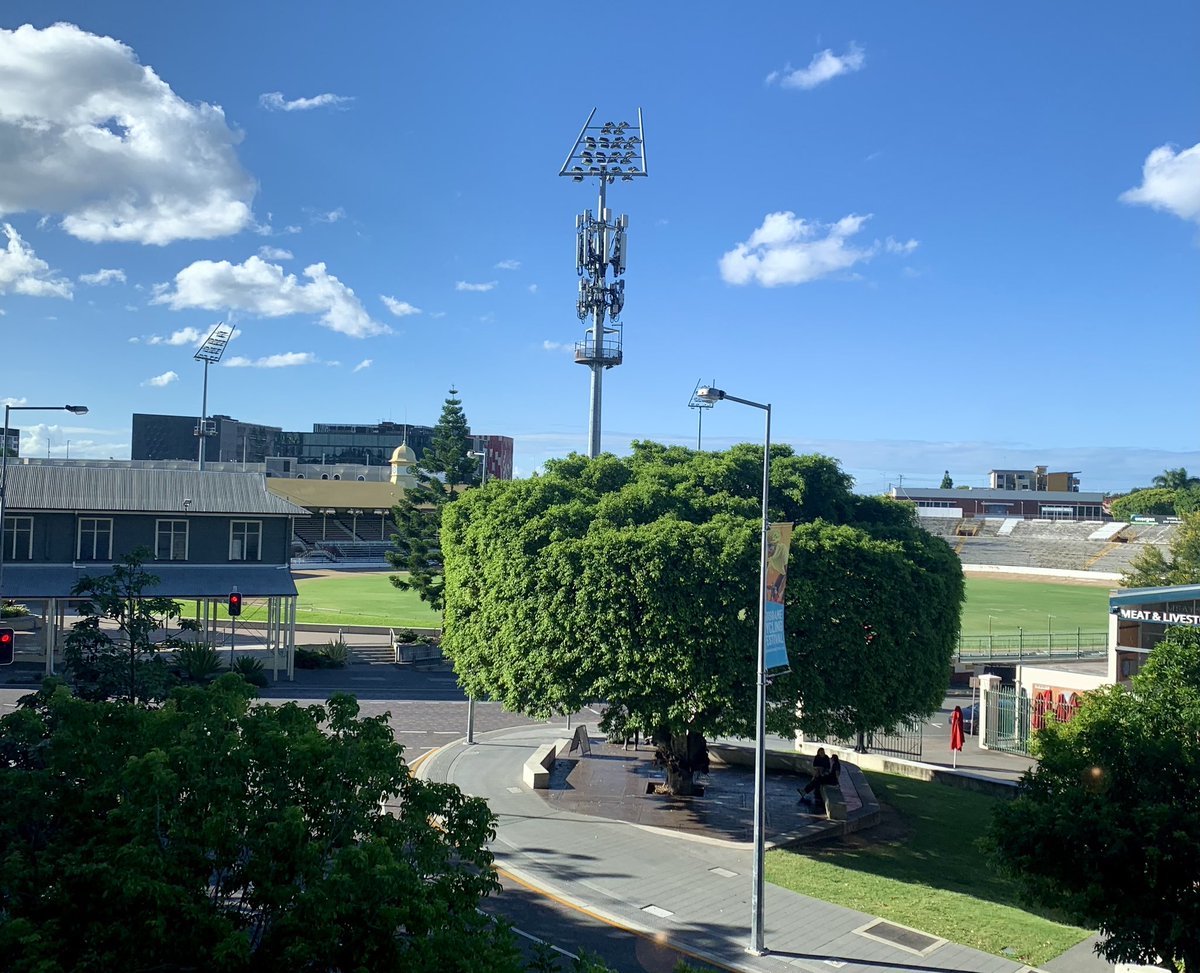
[{"xmin": 418, "ymin": 723, "xmax": 1110, "ymax": 973}]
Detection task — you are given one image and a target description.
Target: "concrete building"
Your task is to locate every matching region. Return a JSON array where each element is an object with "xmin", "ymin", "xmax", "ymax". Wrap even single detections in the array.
[
  {"xmin": 891, "ymin": 486, "xmax": 1107, "ymax": 520},
  {"xmin": 989, "ymin": 466, "xmax": 1081, "ymax": 492}
]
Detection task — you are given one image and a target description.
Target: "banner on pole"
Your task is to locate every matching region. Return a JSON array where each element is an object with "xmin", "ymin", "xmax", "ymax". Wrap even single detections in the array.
[{"xmin": 764, "ymin": 522, "xmax": 793, "ymax": 671}]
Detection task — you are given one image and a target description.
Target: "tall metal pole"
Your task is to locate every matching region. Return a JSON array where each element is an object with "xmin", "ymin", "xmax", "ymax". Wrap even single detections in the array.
[
  {"xmin": 587, "ymin": 178, "xmax": 608, "ymax": 459},
  {"xmin": 750, "ymin": 402, "xmax": 771, "ymax": 955},
  {"xmin": 198, "ymin": 359, "xmax": 209, "ymax": 470}
]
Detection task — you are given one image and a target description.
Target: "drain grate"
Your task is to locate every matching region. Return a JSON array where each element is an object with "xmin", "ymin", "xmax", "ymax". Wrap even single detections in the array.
[{"xmin": 854, "ymin": 919, "xmax": 946, "ymax": 956}]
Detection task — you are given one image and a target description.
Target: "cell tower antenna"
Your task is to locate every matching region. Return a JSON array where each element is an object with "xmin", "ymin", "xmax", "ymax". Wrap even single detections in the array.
[{"xmin": 560, "ymin": 108, "xmax": 647, "ymax": 459}]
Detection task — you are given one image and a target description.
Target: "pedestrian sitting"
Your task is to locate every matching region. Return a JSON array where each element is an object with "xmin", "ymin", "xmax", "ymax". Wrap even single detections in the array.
[{"xmin": 800, "ymin": 753, "xmax": 841, "ymax": 811}]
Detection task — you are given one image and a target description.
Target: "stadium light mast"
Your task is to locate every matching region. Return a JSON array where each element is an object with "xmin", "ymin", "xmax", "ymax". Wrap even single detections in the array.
[
  {"xmin": 688, "ymin": 379, "xmax": 717, "ymax": 450},
  {"xmin": 560, "ymin": 108, "xmax": 647, "ymax": 459},
  {"xmin": 193, "ymin": 322, "xmax": 234, "ymax": 470}
]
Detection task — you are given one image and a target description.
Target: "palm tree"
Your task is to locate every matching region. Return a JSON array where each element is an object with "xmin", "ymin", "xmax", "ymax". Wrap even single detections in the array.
[{"xmin": 1151, "ymin": 468, "xmax": 1200, "ymax": 490}]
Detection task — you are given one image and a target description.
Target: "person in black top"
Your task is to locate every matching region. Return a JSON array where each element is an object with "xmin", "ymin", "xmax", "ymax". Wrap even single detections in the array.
[{"xmin": 800, "ymin": 752, "xmax": 841, "ymax": 809}]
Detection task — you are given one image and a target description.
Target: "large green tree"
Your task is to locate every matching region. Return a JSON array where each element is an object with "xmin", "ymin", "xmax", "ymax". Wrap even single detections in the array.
[
  {"xmin": 387, "ymin": 388, "xmax": 478, "ymax": 613},
  {"xmin": 0, "ymin": 676, "xmax": 521, "ymax": 973},
  {"xmin": 1152, "ymin": 467, "xmax": 1200, "ymax": 491},
  {"xmin": 989, "ymin": 626, "xmax": 1200, "ymax": 972},
  {"xmin": 1110, "ymin": 488, "xmax": 1184, "ymax": 521},
  {"xmin": 1123, "ymin": 511, "xmax": 1200, "ymax": 587},
  {"xmin": 64, "ymin": 548, "xmax": 196, "ymax": 704},
  {"xmin": 441, "ymin": 442, "xmax": 964, "ymax": 793}
]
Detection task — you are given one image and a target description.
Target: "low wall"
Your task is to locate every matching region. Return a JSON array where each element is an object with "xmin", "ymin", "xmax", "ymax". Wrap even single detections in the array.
[{"xmin": 961, "ymin": 564, "xmax": 1121, "ymax": 582}]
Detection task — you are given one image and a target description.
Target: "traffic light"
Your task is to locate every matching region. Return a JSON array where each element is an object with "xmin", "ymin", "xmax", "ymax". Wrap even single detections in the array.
[
  {"xmin": 0, "ymin": 628, "xmax": 14, "ymax": 666},
  {"xmin": 227, "ymin": 592, "xmax": 242, "ymax": 617}
]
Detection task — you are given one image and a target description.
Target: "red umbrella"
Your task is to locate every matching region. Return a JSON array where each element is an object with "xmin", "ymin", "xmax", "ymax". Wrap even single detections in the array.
[{"xmin": 950, "ymin": 705, "xmax": 965, "ymax": 768}]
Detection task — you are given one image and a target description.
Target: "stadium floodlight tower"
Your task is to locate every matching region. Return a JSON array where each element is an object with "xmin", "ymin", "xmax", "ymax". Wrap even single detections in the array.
[
  {"xmin": 559, "ymin": 108, "xmax": 647, "ymax": 459},
  {"xmin": 193, "ymin": 322, "xmax": 234, "ymax": 470}
]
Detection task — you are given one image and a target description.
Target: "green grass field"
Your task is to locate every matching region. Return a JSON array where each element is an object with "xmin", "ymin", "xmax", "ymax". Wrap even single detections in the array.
[
  {"xmin": 766, "ymin": 772, "xmax": 1091, "ymax": 965},
  {"xmin": 961, "ymin": 577, "xmax": 1110, "ymax": 637},
  {"xmin": 277, "ymin": 571, "xmax": 1112, "ymax": 637}
]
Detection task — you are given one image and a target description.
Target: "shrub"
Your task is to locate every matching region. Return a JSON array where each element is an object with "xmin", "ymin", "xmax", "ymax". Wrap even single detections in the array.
[
  {"xmin": 321, "ymin": 639, "xmax": 349, "ymax": 667},
  {"xmin": 1, "ymin": 602, "xmax": 31, "ymax": 618},
  {"xmin": 295, "ymin": 646, "xmax": 345, "ymax": 670},
  {"xmin": 172, "ymin": 644, "xmax": 224, "ymax": 684},
  {"xmin": 231, "ymin": 656, "xmax": 269, "ymax": 688},
  {"xmin": 394, "ymin": 628, "xmax": 419, "ymax": 644}
]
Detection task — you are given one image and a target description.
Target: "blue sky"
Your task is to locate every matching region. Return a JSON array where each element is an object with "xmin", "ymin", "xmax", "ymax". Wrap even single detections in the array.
[{"xmin": 1, "ymin": 3, "xmax": 1196, "ymax": 493}]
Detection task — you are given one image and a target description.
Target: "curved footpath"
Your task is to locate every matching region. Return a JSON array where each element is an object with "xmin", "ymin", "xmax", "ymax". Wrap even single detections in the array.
[{"xmin": 417, "ymin": 723, "xmax": 1110, "ymax": 973}]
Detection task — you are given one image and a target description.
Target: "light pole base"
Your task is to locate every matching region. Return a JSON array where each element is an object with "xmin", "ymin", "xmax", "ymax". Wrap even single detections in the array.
[{"xmin": 746, "ymin": 945, "xmax": 769, "ymax": 957}]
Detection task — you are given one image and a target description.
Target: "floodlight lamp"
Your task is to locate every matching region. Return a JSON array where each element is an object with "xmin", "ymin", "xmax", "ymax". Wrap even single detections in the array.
[
  {"xmin": 585, "ymin": 136, "xmax": 596, "ymax": 149},
  {"xmin": 574, "ymin": 175, "xmax": 584, "ymax": 182},
  {"xmin": 620, "ymin": 120, "xmax": 632, "ymax": 128},
  {"xmin": 65, "ymin": 404, "xmax": 89, "ymax": 415},
  {"xmin": 695, "ymin": 386, "xmax": 725, "ymax": 402},
  {"xmin": 622, "ymin": 174, "xmax": 633, "ymax": 181},
  {"xmin": 604, "ymin": 120, "xmax": 615, "ymax": 128}
]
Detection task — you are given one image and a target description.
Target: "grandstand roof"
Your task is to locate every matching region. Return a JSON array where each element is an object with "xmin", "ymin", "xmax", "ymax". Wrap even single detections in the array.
[
  {"xmin": 892, "ymin": 486, "xmax": 1105, "ymax": 502},
  {"xmin": 2, "ymin": 563, "xmax": 298, "ymax": 599},
  {"xmin": 2, "ymin": 465, "xmax": 308, "ymax": 515}
]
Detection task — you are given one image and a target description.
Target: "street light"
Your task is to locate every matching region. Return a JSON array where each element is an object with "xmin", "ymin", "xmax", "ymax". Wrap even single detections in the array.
[
  {"xmin": 468, "ymin": 449, "xmax": 488, "ymax": 486},
  {"xmin": 694, "ymin": 384, "xmax": 772, "ymax": 956},
  {"xmin": 0, "ymin": 404, "xmax": 89, "ymax": 602}
]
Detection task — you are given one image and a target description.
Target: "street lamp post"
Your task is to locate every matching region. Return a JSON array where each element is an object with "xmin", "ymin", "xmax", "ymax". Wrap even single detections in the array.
[
  {"xmin": 694, "ymin": 385, "xmax": 771, "ymax": 956},
  {"xmin": 465, "ymin": 448, "xmax": 491, "ymax": 745},
  {"xmin": 468, "ymin": 449, "xmax": 488, "ymax": 487},
  {"xmin": 0, "ymin": 404, "xmax": 90, "ymax": 602}
]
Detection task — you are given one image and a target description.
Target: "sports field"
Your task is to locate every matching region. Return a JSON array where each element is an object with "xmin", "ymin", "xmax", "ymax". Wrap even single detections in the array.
[
  {"xmin": 961, "ymin": 576, "xmax": 1110, "ymax": 636},
  {"xmin": 284, "ymin": 570, "xmax": 1112, "ymax": 637}
]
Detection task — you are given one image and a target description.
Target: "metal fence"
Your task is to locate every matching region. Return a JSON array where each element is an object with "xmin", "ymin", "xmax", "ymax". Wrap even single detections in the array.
[
  {"xmin": 956, "ymin": 630, "xmax": 1107, "ymax": 662},
  {"xmin": 983, "ymin": 685, "xmax": 1032, "ymax": 756},
  {"xmin": 824, "ymin": 719, "xmax": 923, "ymax": 760}
]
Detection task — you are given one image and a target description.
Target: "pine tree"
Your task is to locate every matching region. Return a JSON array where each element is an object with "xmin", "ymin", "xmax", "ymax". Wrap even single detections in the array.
[
  {"xmin": 387, "ymin": 389, "xmax": 477, "ymax": 614},
  {"xmin": 940, "ymin": 470, "xmax": 954, "ymax": 489}
]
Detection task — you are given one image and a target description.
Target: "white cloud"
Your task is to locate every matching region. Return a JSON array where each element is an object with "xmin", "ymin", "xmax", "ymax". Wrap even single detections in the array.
[
  {"xmin": 313, "ymin": 207, "xmax": 345, "ymax": 224},
  {"xmin": 885, "ymin": 237, "xmax": 919, "ymax": 255},
  {"xmin": 224, "ymin": 352, "xmax": 320, "ymax": 368},
  {"xmin": 1, "ymin": 397, "xmax": 28, "ymax": 407},
  {"xmin": 0, "ymin": 23, "xmax": 255, "ymax": 244},
  {"xmin": 495, "ymin": 259, "xmax": 521, "ymax": 270},
  {"xmin": 144, "ymin": 326, "xmax": 204, "ymax": 346},
  {"xmin": 257, "ymin": 245, "xmax": 293, "ymax": 261},
  {"xmin": 456, "ymin": 280, "xmax": 497, "ymax": 292},
  {"xmin": 767, "ymin": 43, "xmax": 865, "ymax": 90},
  {"xmin": 259, "ymin": 91, "xmax": 353, "ymax": 112},
  {"xmin": 79, "ymin": 267, "xmax": 126, "ymax": 285},
  {"xmin": 353, "ymin": 358, "xmax": 372, "ymax": 372},
  {"xmin": 1120, "ymin": 142, "xmax": 1200, "ymax": 224},
  {"xmin": 720, "ymin": 212, "xmax": 904, "ymax": 286},
  {"xmin": 142, "ymin": 370, "xmax": 178, "ymax": 387},
  {"xmin": 381, "ymin": 295, "xmax": 421, "ymax": 317},
  {"xmin": 154, "ymin": 255, "xmax": 390, "ymax": 338},
  {"xmin": 0, "ymin": 224, "xmax": 73, "ymax": 298},
  {"xmin": 528, "ymin": 283, "xmax": 539, "ymax": 294},
  {"xmin": 542, "ymin": 340, "xmax": 574, "ymax": 353}
]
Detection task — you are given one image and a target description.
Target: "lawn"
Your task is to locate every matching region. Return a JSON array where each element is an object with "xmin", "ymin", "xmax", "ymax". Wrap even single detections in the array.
[
  {"xmin": 765, "ymin": 772, "xmax": 1091, "ymax": 966},
  {"xmin": 961, "ymin": 576, "xmax": 1110, "ymax": 637}
]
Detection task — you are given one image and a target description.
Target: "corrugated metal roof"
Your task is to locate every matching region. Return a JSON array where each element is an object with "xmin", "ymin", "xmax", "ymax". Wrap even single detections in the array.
[
  {"xmin": 3, "ymin": 563, "xmax": 298, "ymax": 599},
  {"xmin": 3, "ymin": 465, "xmax": 309, "ymax": 515},
  {"xmin": 891, "ymin": 486, "xmax": 1106, "ymax": 502},
  {"xmin": 1109, "ymin": 583, "xmax": 1200, "ymax": 607}
]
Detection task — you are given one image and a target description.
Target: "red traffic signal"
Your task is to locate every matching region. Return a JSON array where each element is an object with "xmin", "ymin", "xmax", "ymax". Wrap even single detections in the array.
[
  {"xmin": 0, "ymin": 628, "xmax": 14, "ymax": 666},
  {"xmin": 227, "ymin": 592, "xmax": 242, "ymax": 617}
]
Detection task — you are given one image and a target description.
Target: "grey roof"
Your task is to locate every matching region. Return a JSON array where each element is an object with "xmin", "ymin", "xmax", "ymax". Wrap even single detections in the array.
[
  {"xmin": 1109, "ymin": 583, "xmax": 1200, "ymax": 608},
  {"xmin": 3, "ymin": 563, "xmax": 298, "ymax": 599},
  {"xmin": 3, "ymin": 465, "xmax": 309, "ymax": 516},
  {"xmin": 891, "ymin": 486, "xmax": 1105, "ymax": 503}
]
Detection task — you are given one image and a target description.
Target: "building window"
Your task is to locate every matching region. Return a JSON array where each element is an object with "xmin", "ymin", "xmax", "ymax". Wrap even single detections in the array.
[
  {"xmin": 78, "ymin": 518, "xmax": 113, "ymax": 561},
  {"xmin": 230, "ymin": 521, "xmax": 262, "ymax": 561},
  {"xmin": 2, "ymin": 516, "xmax": 33, "ymax": 561},
  {"xmin": 156, "ymin": 520, "xmax": 189, "ymax": 561}
]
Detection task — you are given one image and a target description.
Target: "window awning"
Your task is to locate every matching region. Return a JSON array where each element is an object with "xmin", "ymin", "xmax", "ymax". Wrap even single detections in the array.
[{"xmin": 2, "ymin": 563, "xmax": 298, "ymax": 600}]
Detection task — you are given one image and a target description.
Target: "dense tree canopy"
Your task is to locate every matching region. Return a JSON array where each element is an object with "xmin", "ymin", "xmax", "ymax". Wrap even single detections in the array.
[
  {"xmin": 1123, "ymin": 511, "xmax": 1200, "ymax": 587},
  {"xmin": 1151, "ymin": 467, "xmax": 1200, "ymax": 491},
  {"xmin": 1110, "ymin": 488, "xmax": 1186, "ymax": 521},
  {"xmin": 989, "ymin": 627, "xmax": 1200, "ymax": 972},
  {"xmin": 387, "ymin": 388, "xmax": 478, "ymax": 613},
  {"xmin": 0, "ymin": 676, "xmax": 521, "ymax": 973},
  {"xmin": 441, "ymin": 442, "xmax": 964, "ymax": 790}
]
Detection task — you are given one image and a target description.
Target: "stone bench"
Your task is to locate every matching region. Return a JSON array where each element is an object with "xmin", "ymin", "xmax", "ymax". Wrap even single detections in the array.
[
  {"xmin": 821, "ymin": 783, "xmax": 848, "ymax": 821},
  {"xmin": 522, "ymin": 725, "xmax": 591, "ymax": 789}
]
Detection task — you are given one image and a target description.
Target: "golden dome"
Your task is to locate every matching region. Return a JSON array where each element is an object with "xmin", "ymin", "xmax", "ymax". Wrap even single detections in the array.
[{"xmin": 389, "ymin": 444, "xmax": 416, "ymax": 466}]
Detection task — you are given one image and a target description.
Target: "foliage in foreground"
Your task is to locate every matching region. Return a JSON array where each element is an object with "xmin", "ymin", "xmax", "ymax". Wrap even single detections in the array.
[
  {"xmin": 989, "ymin": 626, "xmax": 1200, "ymax": 972},
  {"xmin": 0, "ymin": 676, "xmax": 522, "ymax": 973},
  {"xmin": 766, "ymin": 771, "xmax": 1090, "ymax": 966},
  {"xmin": 441, "ymin": 442, "xmax": 964, "ymax": 792}
]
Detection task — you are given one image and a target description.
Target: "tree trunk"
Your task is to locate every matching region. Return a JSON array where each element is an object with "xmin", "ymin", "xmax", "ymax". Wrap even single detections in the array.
[{"xmin": 652, "ymin": 729, "xmax": 710, "ymax": 796}]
